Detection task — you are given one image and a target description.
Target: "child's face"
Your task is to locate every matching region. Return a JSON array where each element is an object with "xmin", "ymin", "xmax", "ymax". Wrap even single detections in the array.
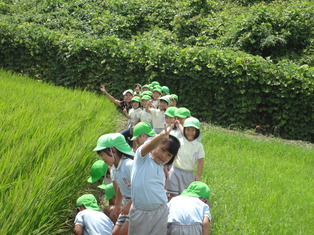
[
  {"xmin": 134, "ymin": 85, "xmax": 141, "ymax": 92},
  {"xmin": 152, "ymin": 91, "xmax": 161, "ymax": 100},
  {"xmin": 151, "ymin": 143, "xmax": 173, "ymax": 165},
  {"xmin": 185, "ymin": 127, "xmax": 197, "ymax": 141},
  {"xmin": 136, "ymin": 134, "xmax": 147, "ymax": 146},
  {"xmin": 141, "ymin": 99, "xmax": 149, "ymax": 107},
  {"xmin": 132, "ymin": 101, "xmax": 140, "ymax": 109},
  {"xmin": 176, "ymin": 117, "xmax": 186, "ymax": 125},
  {"xmin": 165, "ymin": 115, "xmax": 175, "ymax": 125},
  {"xmin": 159, "ymin": 100, "xmax": 168, "ymax": 111},
  {"xmin": 124, "ymin": 93, "xmax": 133, "ymax": 102},
  {"xmin": 99, "ymin": 150, "xmax": 115, "ymax": 166},
  {"xmin": 171, "ymin": 99, "xmax": 177, "ymax": 107},
  {"xmin": 142, "ymin": 87, "xmax": 150, "ymax": 91}
]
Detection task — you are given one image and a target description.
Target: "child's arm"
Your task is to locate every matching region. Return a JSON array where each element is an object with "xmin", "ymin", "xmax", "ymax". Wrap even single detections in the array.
[
  {"xmin": 195, "ymin": 158, "xmax": 204, "ymax": 181},
  {"xmin": 123, "ymin": 107, "xmax": 130, "ymax": 119},
  {"xmin": 74, "ymin": 225, "xmax": 83, "ymax": 235},
  {"xmin": 121, "ymin": 199, "xmax": 132, "ymax": 215},
  {"xmin": 174, "ymin": 119, "xmax": 184, "ymax": 135},
  {"xmin": 100, "ymin": 85, "xmax": 121, "ymax": 106},
  {"xmin": 141, "ymin": 124, "xmax": 173, "ymax": 157},
  {"xmin": 202, "ymin": 216, "xmax": 210, "ymax": 235},
  {"xmin": 113, "ymin": 181, "xmax": 123, "ymax": 216},
  {"xmin": 145, "ymin": 100, "xmax": 153, "ymax": 113}
]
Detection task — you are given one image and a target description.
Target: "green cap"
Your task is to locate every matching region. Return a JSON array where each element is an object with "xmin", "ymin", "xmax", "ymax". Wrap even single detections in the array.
[
  {"xmin": 142, "ymin": 84, "xmax": 151, "ymax": 90},
  {"xmin": 159, "ymin": 96, "xmax": 170, "ymax": 105},
  {"xmin": 98, "ymin": 183, "xmax": 116, "ymax": 200},
  {"xmin": 122, "ymin": 89, "xmax": 133, "ymax": 96},
  {"xmin": 142, "ymin": 91, "xmax": 152, "ymax": 96},
  {"xmin": 93, "ymin": 133, "xmax": 134, "ymax": 156},
  {"xmin": 131, "ymin": 96, "xmax": 141, "ymax": 102},
  {"xmin": 153, "ymin": 88, "xmax": 162, "ymax": 94},
  {"xmin": 131, "ymin": 122, "xmax": 156, "ymax": 140},
  {"xmin": 151, "ymin": 81, "xmax": 160, "ymax": 87},
  {"xmin": 141, "ymin": 95, "xmax": 151, "ymax": 100},
  {"xmin": 174, "ymin": 107, "xmax": 191, "ymax": 118},
  {"xmin": 183, "ymin": 117, "xmax": 200, "ymax": 129},
  {"xmin": 171, "ymin": 94, "xmax": 178, "ymax": 101},
  {"xmin": 161, "ymin": 86, "xmax": 170, "ymax": 95},
  {"xmin": 181, "ymin": 181, "xmax": 210, "ymax": 200},
  {"xmin": 165, "ymin": 107, "xmax": 178, "ymax": 118},
  {"xmin": 87, "ymin": 160, "xmax": 109, "ymax": 183},
  {"xmin": 76, "ymin": 194, "xmax": 101, "ymax": 211}
]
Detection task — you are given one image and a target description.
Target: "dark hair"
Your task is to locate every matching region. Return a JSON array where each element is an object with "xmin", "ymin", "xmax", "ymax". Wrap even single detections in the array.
[
  {"xmin": 97, "ymin": 148, "xmax": 133, "ymax": 160},
  {"xmin": 131, "ymin": 100, "xmax": 141, "ymax": 108},
  {"xmin": 183, "ymin": 127, "xmax": 200, "ymax": 140},
  {"xmin": 162, "ymin": 135, "xmax": 180, "ymax": 166}
]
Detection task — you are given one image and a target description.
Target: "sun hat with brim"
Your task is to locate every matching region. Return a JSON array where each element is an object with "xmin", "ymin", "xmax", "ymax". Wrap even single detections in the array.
[
  {"xmin": 142, "ymin": 84, "xmax": 151, "ymax": 89},
  {"xmin": 131, "ymin": 122, "xmax": 156, "ymax": 140},
  {"xmin": 161, "ymin": 86, "xmax": 170, "ymax": 95},
  {"xmin": 131, "ymin": 96, "xmax": 141, "ymax": 103},
  {"xmin": 171, "ymin": 94, "xmax": 178, "ymax": 101},
  {"xmin": 181, "ymin": 181, "xmax": 210, "ymax": 200},
  {"xmin": 87, "ymin": 160, "xmax": 109, "ymax": 183},
  {"xmin": 142, "ymin": 91, "xmax": 152, "ymax": 96},
  {"xmin": 98, "ymin": 183, "xmax": 116, "ymax": 200},
  {"xmin": 165, "ymin": 107, "xmax": 178, "ymax": 118},
  {"xmin": 93, "ymin": 133, "xmax": 134, "ymax": 156},
  {"xmin": 153, "ymin": 88, "xmax": 162, "ymax": 94},
  {"xmin": 141, "ymin": 95, "xmax": 151, "ymax": 100},
  {"xmin": 174, "ymin": 107, "xmax": 191, "ymax": 118},
  {"xmin": 151, "ymin": 81, "xmax": 160, "ymax": 87},
  {"xmin": 159, "ymin": 96, "xmax": 170, "ymax": 105},
  {"xmin": 122, "ymin": 89, "xmax": 133, "ymax": 96},
  {"xmin": 183, "ymin": 117, "xmax": 200, "ymax": 129},
  {"xmin": 76, "ymin": 194, "xmax": 101, "ymax": 211}
]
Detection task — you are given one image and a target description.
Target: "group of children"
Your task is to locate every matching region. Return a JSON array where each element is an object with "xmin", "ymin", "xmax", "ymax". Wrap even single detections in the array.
[{"xmin": 74, "ymin": 82, "xmax": 211, "ymax": 235}]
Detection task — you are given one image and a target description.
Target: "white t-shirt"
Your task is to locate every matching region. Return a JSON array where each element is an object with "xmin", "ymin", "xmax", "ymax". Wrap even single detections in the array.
[
  {"xmin": 131, "ymin": 146, "xmax": 168, "ymax": 210},
  {"xmin": 127, "ymin": 108, "xmax": 142, "ymax": 128},
  {"xmin": 150, "ymin": 108, "xmax": 165, "ymax": 129},
  {"xmin": 74, "ymin": 209, "xmax": 114, "ymax": 235},
  {"xmin": 168, "ymin": 196, "xmax": 211, "ymax": 224},
  {"xmin": 173, "ymin": 138, "xmax": 205, "ymax": 171}
]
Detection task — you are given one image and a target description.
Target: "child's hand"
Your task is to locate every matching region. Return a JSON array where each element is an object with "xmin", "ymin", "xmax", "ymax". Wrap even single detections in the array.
[
  {"xmin": 194, "ymin": 174, "xmax": 200, "ymax": 181},
  {"xmin": 159, "ymin": 123, "xmax": 173, "ymax": 140},
  {"xmin": 123, "ymin": 106, "xmax": 127, "ymax": 114},
  {"xmin": 100, "ymin": 84, "xmax": 106, "ymax": 93}
]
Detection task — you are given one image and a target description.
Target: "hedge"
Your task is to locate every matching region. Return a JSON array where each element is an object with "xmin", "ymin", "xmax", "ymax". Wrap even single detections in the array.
[{"xmin": 0, "ymin": 21, "xmax": 313, "ymax": 142}]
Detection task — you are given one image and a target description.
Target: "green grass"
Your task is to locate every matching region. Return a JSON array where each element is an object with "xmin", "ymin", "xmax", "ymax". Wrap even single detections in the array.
[
  {"xmin": 0, "ymin": 70, "xmax": 118, "ymax": 234},
  {"xmin": 201, "ymin": 125, "xmax": 314, "ymax": 234},
  {"xmin": 1, "ymin": 70, "xmax": 313, "ymax": 234}
]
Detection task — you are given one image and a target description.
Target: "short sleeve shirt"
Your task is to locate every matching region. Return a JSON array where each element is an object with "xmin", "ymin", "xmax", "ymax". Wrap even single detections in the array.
[{"xmin": 150, "ymin": 109, "xmax": 165, "ymax": 129}]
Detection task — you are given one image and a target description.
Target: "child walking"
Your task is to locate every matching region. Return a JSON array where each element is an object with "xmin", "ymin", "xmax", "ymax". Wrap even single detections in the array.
[
  {"xmin": 93, "ymin": 133, "xmax": 134, "ymax": 235},
  {"xmin": 167, "ymin": 181, "xmax": 211, "ymax": 235},
  {"xmin": 129, "ymin": 124, "xmax": 180, "ymax": 235},
  {"xmin": 167, "ymin": 117, "xmax": 205, "ymax": 199}
]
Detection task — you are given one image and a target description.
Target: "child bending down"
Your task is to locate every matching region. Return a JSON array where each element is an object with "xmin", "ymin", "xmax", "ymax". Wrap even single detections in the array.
[{"xmin": 129, "ymin": 124, "xmax": 180, "ymax": 235}]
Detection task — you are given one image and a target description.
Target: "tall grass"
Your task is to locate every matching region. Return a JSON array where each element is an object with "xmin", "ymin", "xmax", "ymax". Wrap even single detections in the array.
[
  {"xmin": 201, "ymin": 125, "xmax": 314, "ymax": 234},
  {"xmin": 0, "ymin": 70, "xmax": 118, "ymax": 234}
]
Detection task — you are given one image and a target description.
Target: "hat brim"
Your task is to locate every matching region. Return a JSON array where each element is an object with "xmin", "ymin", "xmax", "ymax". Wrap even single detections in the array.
[{"xmin": 183, "ymin": 124, "xmax": 200, "ymax": 129}]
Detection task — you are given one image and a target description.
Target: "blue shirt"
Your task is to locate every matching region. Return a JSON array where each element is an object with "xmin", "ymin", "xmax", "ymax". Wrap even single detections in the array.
[{"xmin": 131, "ymin": 146, "xmax": 168, "ymax": 210}]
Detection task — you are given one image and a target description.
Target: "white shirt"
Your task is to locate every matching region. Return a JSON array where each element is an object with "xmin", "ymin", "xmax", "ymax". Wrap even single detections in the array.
[
  {"xmin": 150, "ymin": 108, "xmax": 165, "ymax": 129},
  {"xmin": 74, "ymin": 209, "xmax": 114, "ymax": 235},
  {"xmin": 127, "ymin": 108, "xmax": 142, "ymax": 128},
  {"xmin": 168, "ymin": 196, "xmax": 211, "ymax": 224}
]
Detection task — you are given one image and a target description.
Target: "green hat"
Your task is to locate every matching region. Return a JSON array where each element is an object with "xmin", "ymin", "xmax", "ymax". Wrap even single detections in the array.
[
  {"xmin": 161, "ymin": 86, "xmax": 170, "ymax": 95},
  {"xmin": 153, "ymin": 88, "xmax": 162, "ymax": 94},
  {"xmin": 181, "ymin": 181, "xmax": 210, "ymax": 200},
  {"xmin": 183, "ymin": 117, "xmax": 200, "ymax": 129},
  {"xmin": 151, "ymin": 81, "xmax": 160, "ymax": 87},
  {"xmin": 131, "ymin": 96, "xmax": 141, "ymax": 103},
  {"xmin": 174, "ymin": 107, "xmax": 191, "ymax": 118},
  {"xmin": 165, "ymin": 107, "xmax": 178, "ymax": 118},
  {"xmin": 76, "ymin": 194, "xmax": 101, "ymax": 211},
  {"xmin": 171, "ymin": 94, "xmax": 178, "ymax": 101},
  {"xmin": 141, "ymin": 95, "xmax": 151, "ymax": 100},
  {"xmin": 131, "ymin": 122, "xmax": 156, "ymax": 141},
  {"xmin": 159, "ymin": 96, "xmax": 170, "ymax": 105},
  {"xmin": 142, "ymin": 84, "xmax": 151, "ymax": 89},
  {"xmin": 122, "ymin": 89, "xmax": 133, "ymax": 96},
  {"xmin": 87, "ymin": 160, "xmax": 109, "ymax": 183},
  {"xmin": 93, "ymin": 133, "xmax": 134, "ymax": 156},
  {"xmin": 98, "ymin": 183, "xmax": 116, "ymax": 200},
  {"xmin": 142, "ymin": 91, "xmax": 152, "ymax": 96}
]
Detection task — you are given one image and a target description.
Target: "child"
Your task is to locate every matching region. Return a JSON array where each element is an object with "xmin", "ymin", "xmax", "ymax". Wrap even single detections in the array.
[
  {"xmin": 133, "ymin": 83, "xmax": 142, "ymax": 96},
  {"xmin": 129, "ymin": 124, "xmax": 181, "ymax": 235},
  {"xmin": 162, "ymin": 86, "xmax": 170, "ymax": 96},
  {"xmin": 98, "ymin": 182, "xmax": 118, "ymax": 223},
  {"xmin": 93, "ymin": 133, "xmax": 134, "ymax": 235},
  {"xmin": 100, "ymin": 85, "xmax": 133, "ymax": 113},
  {"xmin": 142, "ymin": 84, "xmax": 151, "ymax": 92},
  {"xmin": 87, "ymin": 160, "xmax": 109, "ymax": 184},
  {"xmin": 138, "ymin": 95, "xmax": 152, "ymax": 125},
  {"xmin": 165, "ymin": 107, "xmax": 178, "ymax": 128},
  {"xmin": 74, "ymin": 194, "xmax": 114, "ymax": 235},
  {"xmin": 121, "ymin": 96, "xmax": 142, "ymax": 147},
  {"xmin": 131, "ymin": 122, "xmax": 156, "ymax": 151},
  {"xmin": 167, "ymin": 181, "xmax": 211, "ymax": 235},
  {"xmin": 151, "ymin": 88, "xmax": 162, "ymax": 108},
  {"xmin": 145, "ymin": 96, "xmax": 170, "ymax": 134},
  {"xmin": 170, "ymin": 94, "xmax": 178, "ymax": 107},
  {"xmin": 174, "ymin": 107, "xmax": 191, "ymax": 125},
  {"xmin": 167, "ymin": 117, "xmax": 205, "ymax": 199}
]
